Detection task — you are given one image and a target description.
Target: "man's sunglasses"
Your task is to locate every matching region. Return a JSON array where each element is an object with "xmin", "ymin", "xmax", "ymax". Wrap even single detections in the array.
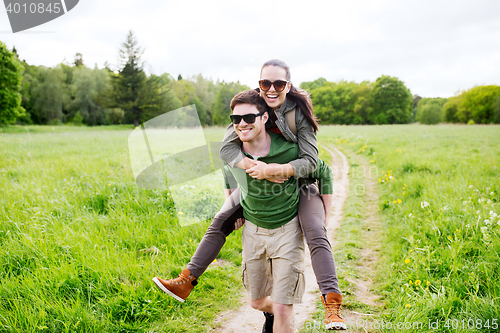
[
  {"xmin": 230, "ymin": 111, "xmax": 267, "ymax": 124},
  {"xmin": 258, "ymin": 79, "xmax": 289, "ymax": 92}
]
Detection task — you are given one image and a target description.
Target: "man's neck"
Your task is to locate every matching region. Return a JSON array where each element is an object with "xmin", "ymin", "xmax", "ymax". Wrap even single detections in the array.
[{"xmin": 242, "ymin": 131, "xmax": 271, "ymax": 158}]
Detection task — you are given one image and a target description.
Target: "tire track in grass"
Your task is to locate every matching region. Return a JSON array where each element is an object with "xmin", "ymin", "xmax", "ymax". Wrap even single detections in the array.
[{"xmin": 214, "ymin": 146, "xmax": 350, "ymax": 332}]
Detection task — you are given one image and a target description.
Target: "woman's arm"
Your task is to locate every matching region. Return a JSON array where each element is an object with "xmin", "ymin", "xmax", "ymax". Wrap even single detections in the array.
[{"xmin": 246, "ymin": 107, "xmax": 318, "ymax": 179}]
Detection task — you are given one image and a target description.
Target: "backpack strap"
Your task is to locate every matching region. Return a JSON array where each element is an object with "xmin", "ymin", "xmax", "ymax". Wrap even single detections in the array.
[{"xmin": 285, "ymin": 107, "xmax": 297, "ymax": 136}]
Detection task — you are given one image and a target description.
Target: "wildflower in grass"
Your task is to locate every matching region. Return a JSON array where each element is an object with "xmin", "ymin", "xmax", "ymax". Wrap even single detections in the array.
[
  {"xmin": 409, "ymin": 280, "xmax": 413, "ymax": 285},
  {"xmin": 409, "ymin": 249, "xmax": 413, "ymax": 252},
  {"xmin": 405, "ymin": 304, "xmax": 411, "ymax": 308},
  {"xmin": 403, "ymin": 192, "xmax": 405, "ymax": 195},
  {"xmin": 427, "ymin": 281, "xmax": 430, "ymax": 286},
  {"xmin": 425, "ymin": 287, "xmax": 429, "ymax": 291},
  {"xmin": 469, "ymin": 185, "xmax": 474, "ymax": 188},
  {"xmin": 487, "ymin": 199, "xmax": 492, "ymax": 204},
  {"xmin": 409, "ymin": 213, "xmax": 412, "ymax": 217},
  {"xmin": 490, "ymin": 211, "xmax": 497, "ymax": 218},
  {"xmin": 415, "ymin": 280, "xmax": 421, "ymax": 286},
  {"xmin": 178, "ymin": 212, "xmax": 184, "ymax": 215},
  {"xmin": 480, "ymin": 226, "xmax": 488, "ymax": 234},
  {"xmin": 213, "ymin": 259, "xmax": 217, "ymax": 263},
  {"xmin": 421, "ymin": 201, "xmax": 430, "ymax": 209},
  {"xmin": 393, "ymin": 200, "xmax": 396, "ymax": 204},
  {"xmin": 370, "ymin": 160, "xmax": 375, "ymax": 163},
  {"xmin": 397, "ymin": 199, "xmax": 402, "ymax": 204},
  {"xmin": 491, "ymin": 192, "xmax": 495, "ymax": 195},
  {"xmin": 405, "ymin": 258, "xmax": 411, "ymax": 264},
  {"xmin": 389, "ymin": 176, "xmax": 394, "ymax": 180},
  {"xmin": 485, "ymin": 220, "xmax": 490, "ymax": 225}
]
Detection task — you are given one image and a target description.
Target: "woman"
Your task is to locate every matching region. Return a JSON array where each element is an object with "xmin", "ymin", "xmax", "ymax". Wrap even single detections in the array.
[{"xmin": 153, "ymin": 59, "xmax": 345, "ymax": 331}]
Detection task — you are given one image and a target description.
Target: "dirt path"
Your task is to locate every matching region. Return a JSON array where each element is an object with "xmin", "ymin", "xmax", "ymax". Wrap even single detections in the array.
[
  {"xmin": 215, "ymin": 146, "xmax": 350, "ymax": 333},
  {"xmin": 326, "ymin": 146, "xmax": 383, "ymax": 333}
]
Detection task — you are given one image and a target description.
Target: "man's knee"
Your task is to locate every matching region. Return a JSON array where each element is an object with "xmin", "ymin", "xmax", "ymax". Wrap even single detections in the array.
[
  {"xmin": 273, "ymin": 302, "xmax": 292, "ymax": 317},
  {"xmin": 250, "ymin": 297, "xmax": 266, "ymax": 310}
]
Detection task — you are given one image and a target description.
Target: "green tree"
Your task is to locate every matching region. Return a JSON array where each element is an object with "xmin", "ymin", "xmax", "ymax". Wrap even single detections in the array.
[
  {"xmin": 71, "ymin": 66, "xmax": 112, "ymax": 125},
  {"xmin": 138, "ymin": 74, "xmax": 182, "ymax": 123},
  {"xmin": 300, "ymin": 77, "xmax": 329, "ymax": 91},
  {"xmin": 30, "ymin": 66, "xmax": 68, "ymax": 124},
  {"xmin": 211, "ymin": 82, "xmax": 249, "ymax": 125},
  {"xmin": 0, "ymin": 41, "xmax": 25, "ymax": 124},
  {"xmin": 494, "ymin": 96, "xmax": 500, "ymax": 124},
  {"xmin": 462, "ymin": 85, "xmax": 500, "ymax": 124},
  {"xmin": 372, "ymin": 75, "xmax": 413, "ymax": 124},
  {"xmin": 415, "ymin": 98, "xmax": 447, "ymax": 124},
  {"xmin": 116, "ymin": 30, "xmax": 146, "ymax": 126},
  {"xmin": 417, "ymin": 103, "xmax": 443, "ymax": 124}
]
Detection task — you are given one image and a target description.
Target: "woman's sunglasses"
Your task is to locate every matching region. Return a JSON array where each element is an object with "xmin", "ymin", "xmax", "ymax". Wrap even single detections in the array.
[
  {"xmin": 258, "ymin": 79, "xmax": 289, "ymax": 92},
  {"xmin": 230, "ymin": 111, "xmax": 267, "ymax": 124}
]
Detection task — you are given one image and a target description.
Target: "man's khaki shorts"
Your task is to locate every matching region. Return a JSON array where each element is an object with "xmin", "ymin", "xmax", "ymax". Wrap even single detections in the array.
[{"xmin": 241, "ymin": 216, "xmax": 305, "ymax": 304}]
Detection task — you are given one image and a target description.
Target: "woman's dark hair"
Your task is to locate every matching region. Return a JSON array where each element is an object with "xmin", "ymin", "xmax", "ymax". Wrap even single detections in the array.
[{"xmin": 261, "ymin": 59, "xmax": 319, "ymax": 132}]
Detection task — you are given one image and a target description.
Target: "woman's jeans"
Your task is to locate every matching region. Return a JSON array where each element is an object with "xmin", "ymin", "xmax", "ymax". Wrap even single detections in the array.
[{"xmin": 186, "ymin": 184, "xmax": 341, "ymax": 295}]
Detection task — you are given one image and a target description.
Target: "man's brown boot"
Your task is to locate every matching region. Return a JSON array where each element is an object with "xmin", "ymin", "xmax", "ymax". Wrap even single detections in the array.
[
  {"xmin": 322, "ymin": 292, "xmax": 347, "ymax": 330},
  {"xmin": 153, "ymin": 268, "xmax": 198, "ymax": 302}
]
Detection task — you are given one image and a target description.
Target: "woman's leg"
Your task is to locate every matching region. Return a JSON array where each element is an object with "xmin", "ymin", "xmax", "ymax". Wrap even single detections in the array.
[
  {"xmin": 153, "ymin": 188, "xmax": 243, "ymax": 301},
  {"xmin": 186, "ymin": 187, "xmax": 243, "ymax": 278},
  {"xmin": 298, "ymin": 183, "xmax": 341, "ymax": 295}
]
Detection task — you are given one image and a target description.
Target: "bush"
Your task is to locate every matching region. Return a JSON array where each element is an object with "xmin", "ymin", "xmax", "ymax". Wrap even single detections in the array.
[
  {"xmin": 468, "ymin": 119, "xmax": 476, "ymax": 125},
  {"xmin": 419, "ymin": 104, "xmax": 443, "ymax": 125}
]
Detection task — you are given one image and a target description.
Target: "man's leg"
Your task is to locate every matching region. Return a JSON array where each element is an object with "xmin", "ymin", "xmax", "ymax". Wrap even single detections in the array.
[
  {"xmin": 269, "ymin": 217, "xmax": 305, "ymax": 333},
  {"xmin": 273, "ymin": 303, "xmax": 294, "ymax": 333},
  {"xmin": 242, "ymin": 220, "xmax": 274, "ymax": 332},
  {"xmin": 250, "ymin": 296, "xmax": 273, "ymax": 313}
]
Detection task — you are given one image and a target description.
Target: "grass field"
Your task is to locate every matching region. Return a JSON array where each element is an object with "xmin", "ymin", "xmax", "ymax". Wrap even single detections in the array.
[
  {"xmin": 319, "ymin": 124, "xmax": 500, "ymax": 332},
  {"xmin": 1, "ymin": 124, "xmax": 499, "ymax": 332},
  {"xmin": 0, "ymin": 126, "xmax": 243, "ymax": 332}
]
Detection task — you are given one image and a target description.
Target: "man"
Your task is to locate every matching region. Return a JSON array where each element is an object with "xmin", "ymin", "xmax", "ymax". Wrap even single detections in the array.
[
  {"xmin": 222, "ymin": 90, "xmax": 338, "ymax": 332},
  {"xmin": 153, "ymin": 90, "xmax": 344, "ymax": 331}
]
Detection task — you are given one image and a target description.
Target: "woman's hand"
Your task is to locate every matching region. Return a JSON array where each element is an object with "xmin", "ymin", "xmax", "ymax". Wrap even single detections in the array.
[
  {"xmin": 245, "ymin": 160, "xmax": 269, "ymax": 179},
  {"xmin": 246, "ymin": 160, "xmax": 290, "ymax": 183},
  {"xmin": 234, "ymin": 218, "xmax": 245, "ymax": 230}
]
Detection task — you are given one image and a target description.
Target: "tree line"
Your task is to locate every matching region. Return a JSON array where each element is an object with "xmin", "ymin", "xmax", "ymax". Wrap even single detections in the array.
[
  {"xmin": 0, "ymin": 31, "xmax": 248, "ymax": 127},
  {"xmin": 1, "ymin": 31, "xmax": 499, "ymax": 126}
]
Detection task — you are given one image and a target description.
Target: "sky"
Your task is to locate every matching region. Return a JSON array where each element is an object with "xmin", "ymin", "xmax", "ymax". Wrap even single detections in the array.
[{"xmin": 1, "ymin": 0, "xmax": 500, "ymax": 98}]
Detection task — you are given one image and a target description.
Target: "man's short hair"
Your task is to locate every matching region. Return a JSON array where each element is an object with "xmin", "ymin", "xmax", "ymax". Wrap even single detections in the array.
[{"xmin": 230, "ymin": 90, "xmax": 269, "ymax": 114}]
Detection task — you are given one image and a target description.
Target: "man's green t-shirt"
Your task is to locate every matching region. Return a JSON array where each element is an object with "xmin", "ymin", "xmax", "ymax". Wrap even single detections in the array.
[{"xmin": 223, "ymin": 132, "xmax": 333, "ymax": 229}]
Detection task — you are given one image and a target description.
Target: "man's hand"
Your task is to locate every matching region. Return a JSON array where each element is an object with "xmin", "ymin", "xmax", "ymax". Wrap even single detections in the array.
[
  {"xmin": 234, "ymin": 218, "xmax": 245, "ymax": 230},
  {"xmin": 266, "ymin": 175, "xmax": 289, "ymax": 183}
]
